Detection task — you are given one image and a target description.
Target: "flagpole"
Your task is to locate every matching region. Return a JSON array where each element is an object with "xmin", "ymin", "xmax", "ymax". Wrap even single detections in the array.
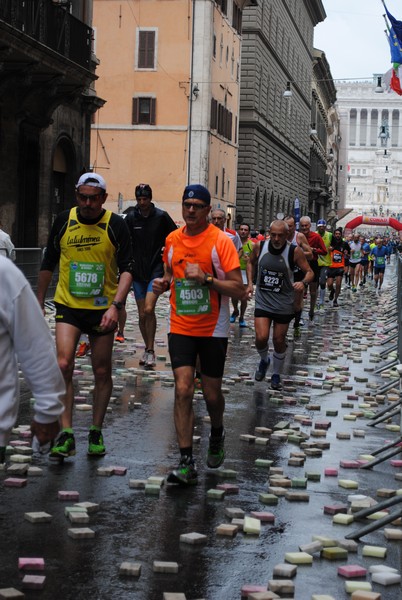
[{"xmin": 383, "ymin": 13, "xmax": 390, "ymax": 35}]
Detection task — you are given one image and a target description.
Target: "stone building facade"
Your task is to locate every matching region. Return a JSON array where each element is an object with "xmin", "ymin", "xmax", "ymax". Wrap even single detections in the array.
[
  {"xmin": 336, "ymin": 78, "xmax": 402, "ymax": 223},
  {"xmin": 236, "ymin": 0, "xmax": 326, "ymax": 230},
  {"xmin": 309, "ymin": 48, "xmax": 339, "ymax": 225},
  {"xmin": 0, "ymin": 1, "xmax": 101, "ymax": 247}
]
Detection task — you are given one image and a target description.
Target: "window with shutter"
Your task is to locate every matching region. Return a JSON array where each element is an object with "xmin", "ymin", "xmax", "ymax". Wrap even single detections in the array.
[
  {"xmin": 211, "ymin": 98, "xmax": 233, "ymax": 142},
  {"xmin": 211, "ymin": 98, "xmax": 218, "ymax": 130},
  {"xmin": 137, "ymin": 30, "xmax": 156, "ymax": 69},
  {"xmin": 132, "ymin": 98, "xmax": 139, "ymax": 124},
  {"xmin": 132, "ymin": 97, "xmax": 156, "ymax": 125},
  {"xmin": 221, "ymin": 168, "xmax": 225, "ymax": 198}
]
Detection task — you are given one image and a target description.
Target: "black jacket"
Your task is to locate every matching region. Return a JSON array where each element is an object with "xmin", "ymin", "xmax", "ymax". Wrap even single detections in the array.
[{"xmin": 125, "ymin": 203, "xmax": 177, "ymax": 281}]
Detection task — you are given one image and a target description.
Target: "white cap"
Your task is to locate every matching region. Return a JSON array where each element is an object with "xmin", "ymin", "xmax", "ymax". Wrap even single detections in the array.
[{"xmin": 76, "ymin": 172, "xmax": 106, "ymax": 191}]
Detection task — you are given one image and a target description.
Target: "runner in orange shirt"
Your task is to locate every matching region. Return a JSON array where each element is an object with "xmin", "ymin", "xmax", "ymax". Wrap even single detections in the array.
[
  {"xmin": 153, "ymin": 184, "xmax": 244, "ymax": 486},
  {"xmin": 326, "ymin": 228, "xmax": 350, "ymax": 307}
]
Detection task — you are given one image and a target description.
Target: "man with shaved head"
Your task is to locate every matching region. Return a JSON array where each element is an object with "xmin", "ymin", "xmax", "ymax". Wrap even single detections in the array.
[{"xmin": 246, "ymin": 220, "xmax": 313, "ymax": 390}]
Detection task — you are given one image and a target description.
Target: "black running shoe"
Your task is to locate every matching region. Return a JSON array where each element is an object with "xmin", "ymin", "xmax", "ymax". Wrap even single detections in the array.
[
  {"xmin": 167, "ymin": 457, "xmax": 198, "ymax": 485},
  {"xmin": 207, "ymin": 430, "xmax": 225, "ymax": 468},
  {"xmin": 270, "ymin": 374, "xmax": 282, "ymax": 390},
  {"xmin": 255, "ymin": 358, "xmax": 270, "ymax": 382}
]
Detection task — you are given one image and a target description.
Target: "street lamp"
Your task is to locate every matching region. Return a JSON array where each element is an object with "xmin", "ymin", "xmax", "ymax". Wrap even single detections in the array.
[
  {"xmin": 375, "ymin": 76, "xmax": 384, "ymax": 93},
  {"xmin": 283, "ymin": 82, "xmax": 292, "ymax": 98}
]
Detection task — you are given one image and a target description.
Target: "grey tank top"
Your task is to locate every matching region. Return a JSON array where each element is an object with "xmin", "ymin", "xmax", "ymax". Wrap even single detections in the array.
[{"xmin": 255, "ymin": 241, "xmax": 295, "ymax": 315}]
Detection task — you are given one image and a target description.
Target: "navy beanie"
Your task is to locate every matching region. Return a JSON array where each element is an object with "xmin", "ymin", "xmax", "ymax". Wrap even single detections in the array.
[{"xmin": 182, "ymin": 184, "xmax": 211, "ymax": 205}]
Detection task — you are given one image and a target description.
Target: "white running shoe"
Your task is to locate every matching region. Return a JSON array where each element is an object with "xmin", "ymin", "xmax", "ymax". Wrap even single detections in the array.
[
  {"xmin": 139, "ymin": 350, "xmax": 148, "ymax": 365},
  {"xmin": 145, "ymin": 350, "xmax": 156, "ymax": 367}
]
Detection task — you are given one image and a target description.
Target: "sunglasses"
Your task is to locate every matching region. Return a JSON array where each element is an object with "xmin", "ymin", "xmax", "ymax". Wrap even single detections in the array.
[
  {"xmin": 76, "ymin": 192, "xmax": 104, "ymax": 202},
  {"xmin": 183, "ymin": 202, "xmax": 208, "ymax": 210}
]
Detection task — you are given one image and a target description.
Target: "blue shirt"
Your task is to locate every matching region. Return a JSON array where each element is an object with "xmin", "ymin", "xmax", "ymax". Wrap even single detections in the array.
[
  {"xmin": 360, "ymin": 242, "xmax": 370, "ymax": 263},
  {"xmin": 370, "ymin": 246, "xmax": 388, "ymax": 268}
]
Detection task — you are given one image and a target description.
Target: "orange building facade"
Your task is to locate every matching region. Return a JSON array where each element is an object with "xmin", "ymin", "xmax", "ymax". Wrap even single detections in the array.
[{"xmin": 91, "ymin": 0, "xmax": 253, "ymax": 225}]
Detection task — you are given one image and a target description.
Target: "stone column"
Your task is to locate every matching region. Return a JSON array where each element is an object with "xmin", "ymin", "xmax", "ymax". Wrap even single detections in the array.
[
  {"xmin": 366, "ymin": 109, "xmax": 372, "ymax": 147},
  {"xmin": 355, "ymin": 109, "xmax": 361, "ymax": 146}
]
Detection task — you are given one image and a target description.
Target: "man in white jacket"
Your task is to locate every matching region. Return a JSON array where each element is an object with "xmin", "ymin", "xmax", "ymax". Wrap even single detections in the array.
[
  {"xmin": 0, "ymin": 220, "xmax": 15, "ymax": 260},
  {"xmin": 0, "ymin": 255, "xmax": 65, "ymax": 461}
]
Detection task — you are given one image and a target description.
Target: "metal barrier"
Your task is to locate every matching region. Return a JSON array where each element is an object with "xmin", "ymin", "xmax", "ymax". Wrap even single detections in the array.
[
  {"xmin": 14, "ymin": 248, "xmax": 58, "ymax": 297},
  {"xmin": 398, "ymin": 253, "xmax": 402, "ymax": 360},
  {"xmin": 347, "ymin": 257, "xmax": 402, "ymax": 539},
  {"xmin": 14, "ymin": 248, "xmax": 43, "ymax": 293}
]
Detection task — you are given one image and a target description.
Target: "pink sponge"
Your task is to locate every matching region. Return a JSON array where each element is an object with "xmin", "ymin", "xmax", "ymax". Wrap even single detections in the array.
[
  {"xmin": 338, "ymin": 564, "xmax": 367, "ymax": 578},
  {"xmin": 18, "ymin": 558, "xmax": 45, "ymax": 571}
]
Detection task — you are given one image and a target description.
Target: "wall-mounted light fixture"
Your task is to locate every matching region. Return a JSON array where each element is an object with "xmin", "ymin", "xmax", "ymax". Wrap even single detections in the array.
[
  {"xmin": 283, "ymin": 81, "xmax": 292, "ymax": 98},
  {"xmin": 310, "ymin": 123, "xmax": 317, "ymax": 136},
  {"xmin": 192, "ymin": 84, "xmax": 199, "ymax": 99}
]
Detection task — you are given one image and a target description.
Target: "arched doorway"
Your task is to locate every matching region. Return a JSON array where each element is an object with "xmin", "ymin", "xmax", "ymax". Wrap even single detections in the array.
[{"xmin": 52, "ymin": 137, "xmax": 76, "ymax": 224}]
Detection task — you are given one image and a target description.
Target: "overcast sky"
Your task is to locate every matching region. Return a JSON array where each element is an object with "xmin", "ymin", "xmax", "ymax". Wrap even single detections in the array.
[{"xmin": 314, "ymin": 0, "xmax": 397, "ymax": 81}]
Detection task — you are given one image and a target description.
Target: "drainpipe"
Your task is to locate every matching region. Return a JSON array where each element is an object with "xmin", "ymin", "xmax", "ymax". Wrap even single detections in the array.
[{"xmin": 187, "ymin": 0, "xmax": 196, "ymax": 185}]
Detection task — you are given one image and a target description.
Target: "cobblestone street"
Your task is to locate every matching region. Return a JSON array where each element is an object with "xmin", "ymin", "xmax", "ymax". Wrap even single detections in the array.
[{"xmin": 1, "ymin": 265, "xmax": 402, "ymax": 600}]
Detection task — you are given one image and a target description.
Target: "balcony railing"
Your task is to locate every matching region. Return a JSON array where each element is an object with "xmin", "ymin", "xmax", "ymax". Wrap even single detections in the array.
[{"xmin": 0, "ymin": 0, "xmax": 92, "ymax": 70}]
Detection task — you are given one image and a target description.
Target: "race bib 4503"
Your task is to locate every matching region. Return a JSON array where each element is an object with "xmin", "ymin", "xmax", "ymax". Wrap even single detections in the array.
[{"xmin": 174, "ymin": 278, "xmax": 211, "ymax": 315}]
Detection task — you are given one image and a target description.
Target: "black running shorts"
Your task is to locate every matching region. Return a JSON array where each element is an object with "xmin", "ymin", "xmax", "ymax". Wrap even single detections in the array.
[
  {"xmin": 168, "ymin": 333, "xmax": 228, "ymax": 378},
  {"xmin": 254, "ymin": 309, "xmax": 294, "ymax": 324},
  {"xmin": 54, "ymin": 303, "xmax": 114, "ymax": 336}
]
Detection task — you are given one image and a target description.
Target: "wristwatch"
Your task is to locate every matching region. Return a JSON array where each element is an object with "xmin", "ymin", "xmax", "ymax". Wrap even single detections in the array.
[
  {"xmin": 111, "ymin": 300, "xmax": 123, "ymax": 310},
  {"xmin": 203, "ymin": 273, "xmax": 214, "ymax": 286}
]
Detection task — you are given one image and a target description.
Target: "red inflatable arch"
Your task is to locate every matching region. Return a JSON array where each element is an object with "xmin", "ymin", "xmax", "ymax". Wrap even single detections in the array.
[{"xmin": 344, "ymin": 215, "xmax": 402, "ymax": 238}]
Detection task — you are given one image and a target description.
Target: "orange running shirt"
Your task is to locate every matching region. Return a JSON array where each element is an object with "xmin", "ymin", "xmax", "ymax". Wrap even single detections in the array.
[
  {"xmin": 163, "ymin": 224, "xmax": 240, "ymax": 337},
  {"xmin": 330, "ymin": 248, "xmax": 345, "ymax": 268}
]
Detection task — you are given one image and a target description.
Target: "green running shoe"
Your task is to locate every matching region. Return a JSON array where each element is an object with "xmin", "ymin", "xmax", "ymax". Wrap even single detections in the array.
[
  {"xmin": 50, "ymin": 430, "xmax": 76, "ymax": 458},
  {"xmin": 87, "ymin": 426, "xmax": 106, "ymax": 456},
  {"xmin": 167, "ymin": 457, "xmax": 198, "ymax": 485}
]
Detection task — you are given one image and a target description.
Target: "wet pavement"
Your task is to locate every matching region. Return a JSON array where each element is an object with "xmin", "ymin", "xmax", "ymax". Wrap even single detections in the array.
[{"xmin": 1, "ymin": 263, "xmax": 402, "ymax": 600}]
